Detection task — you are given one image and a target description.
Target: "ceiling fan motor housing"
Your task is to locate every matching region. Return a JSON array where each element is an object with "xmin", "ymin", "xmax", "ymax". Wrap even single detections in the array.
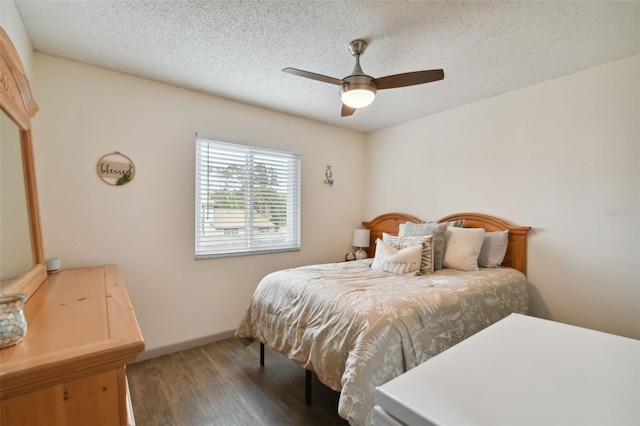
[{"xmin": 340, "ymin": 75, "xmax": 377, "ymax": 96}]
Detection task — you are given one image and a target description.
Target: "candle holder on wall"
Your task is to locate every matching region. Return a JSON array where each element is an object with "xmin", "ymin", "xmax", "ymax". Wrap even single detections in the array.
[{"xmin": 324, "ymin": 165, "xmax": 334, "ymax": 185}]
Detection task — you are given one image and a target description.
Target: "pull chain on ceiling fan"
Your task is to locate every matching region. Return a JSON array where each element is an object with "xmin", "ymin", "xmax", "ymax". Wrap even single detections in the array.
[{"xmin": 283, "ymin": 39, "xmax": 444, "ymax": 117}]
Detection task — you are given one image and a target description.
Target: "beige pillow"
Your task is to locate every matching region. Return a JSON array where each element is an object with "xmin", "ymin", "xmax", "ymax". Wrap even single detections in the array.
[
  {"xmin": 371, "ymin": 238, "xmax": 422, "ymax": 275},
  {"xmin": 442, "ymin": 227, "xmax": 485, "ymax": 271}
]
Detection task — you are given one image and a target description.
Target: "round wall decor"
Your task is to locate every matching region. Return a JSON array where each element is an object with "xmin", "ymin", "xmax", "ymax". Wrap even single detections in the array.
[{"xmin": 96, "ymin": 151, "xmax": 136, "ymax": 186}]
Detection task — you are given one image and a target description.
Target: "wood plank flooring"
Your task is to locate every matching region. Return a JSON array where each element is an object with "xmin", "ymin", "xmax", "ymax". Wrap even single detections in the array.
[{"xmin": 127, "ymin": 338, "xmax": 350, "ymax": 425}]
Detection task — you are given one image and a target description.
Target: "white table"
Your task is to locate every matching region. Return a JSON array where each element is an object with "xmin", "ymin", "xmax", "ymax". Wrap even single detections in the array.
[{"xmin": 374, "ymin": 313, "xmax": 639, "ymax": 426}]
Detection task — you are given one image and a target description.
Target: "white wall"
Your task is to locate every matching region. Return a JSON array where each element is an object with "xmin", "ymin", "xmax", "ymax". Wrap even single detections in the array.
[
  {"xmin": 32, "ymin": 53, "xmax": 366, "ymax": 355},
  {"xmin": 365, "ymin": 55, "xmax": 640, "ymax": 339}
]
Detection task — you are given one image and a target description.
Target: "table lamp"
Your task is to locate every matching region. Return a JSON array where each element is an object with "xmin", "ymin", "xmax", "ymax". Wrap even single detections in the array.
[{"xmin": 352, "ymin": 229, "xmax": 371, "ymax": 260}]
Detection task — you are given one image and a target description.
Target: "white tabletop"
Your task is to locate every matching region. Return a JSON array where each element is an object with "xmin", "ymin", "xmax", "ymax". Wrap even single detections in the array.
[{"xmin": 375, "ymin": 313, "xmax": 640, "ymax": 426}]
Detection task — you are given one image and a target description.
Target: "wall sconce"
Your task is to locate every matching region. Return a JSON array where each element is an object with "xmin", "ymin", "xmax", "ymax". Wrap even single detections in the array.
[
  {"xmin": 324, "ymin": 165, "xmax": 334, "ymax": 185},
  {"xmin": 352, "ymin": 229, "xmax": 371, "ymax": 259}
]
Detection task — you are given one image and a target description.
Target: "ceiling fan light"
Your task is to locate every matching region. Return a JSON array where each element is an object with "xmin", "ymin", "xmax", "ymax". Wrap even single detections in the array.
[{"xmin": 341, "ymin": 87, "xmax": 376, "ymax": 108}]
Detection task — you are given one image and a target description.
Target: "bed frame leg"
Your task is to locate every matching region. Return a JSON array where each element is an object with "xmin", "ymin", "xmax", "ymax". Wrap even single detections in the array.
[
  {"xmin": 305, "ymin": 369, "xmax": 312, "ymax": 405},
  {"xmin": 260, "ymin": 342, "xmax": 265, "ymax": 366},
  {"xmin": 259, "ymin": 341, "xmax": 311, "ymax": 405}
]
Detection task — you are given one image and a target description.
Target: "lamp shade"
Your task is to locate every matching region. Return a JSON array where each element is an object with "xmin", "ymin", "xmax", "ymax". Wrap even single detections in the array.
[
  {"xmin": 340, "ymin": 76, "xmax": 377, "ymax": 109},
  {"xmin": 341, "ymin": 88, "xmax": 375, "ymax": 108},
  {"xmin": 352, "ymin": 229, "xmax": 371, "ymax": 248}
]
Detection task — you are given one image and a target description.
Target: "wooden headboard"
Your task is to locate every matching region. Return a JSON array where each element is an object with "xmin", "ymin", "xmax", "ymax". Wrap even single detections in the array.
[{"xmin": 362, "ymin": 212, "xmax": 531, "ymax": 274}]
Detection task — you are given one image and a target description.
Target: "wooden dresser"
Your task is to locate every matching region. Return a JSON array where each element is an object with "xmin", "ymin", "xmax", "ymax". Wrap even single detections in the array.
[{"xmin": 0, "ymin": 265, "xmax": 145, "ymax": 426}]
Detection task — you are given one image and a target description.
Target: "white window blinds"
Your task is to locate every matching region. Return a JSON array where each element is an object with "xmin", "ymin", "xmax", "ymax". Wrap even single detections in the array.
[{"xmin": 195, "ymin": 137, "xmax": 301, "ymax": 258}]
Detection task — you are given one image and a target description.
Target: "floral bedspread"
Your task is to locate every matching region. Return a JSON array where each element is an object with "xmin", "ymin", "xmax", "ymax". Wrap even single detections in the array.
[{"xmin": 235, "ymin": 259, "xmax": 528, "ymax": 425}]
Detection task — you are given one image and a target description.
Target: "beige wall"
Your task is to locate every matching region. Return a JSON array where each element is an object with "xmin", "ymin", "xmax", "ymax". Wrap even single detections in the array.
[
  {"xmin": 6, "ymin": 0, "xmax": 639, "ymax": 355},
  {"xmin": 32, "ymin": 53, "xmax": 366, "ymax": 355},
  {"xmin": 365, "ymin": 55, "xmax": 640, "ymax": 339}
]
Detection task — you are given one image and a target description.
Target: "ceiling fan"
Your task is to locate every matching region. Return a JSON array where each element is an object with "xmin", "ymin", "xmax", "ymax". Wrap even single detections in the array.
[{"xmin": 283, "ymin": 39, "xmax": 444, "ymax": 117}]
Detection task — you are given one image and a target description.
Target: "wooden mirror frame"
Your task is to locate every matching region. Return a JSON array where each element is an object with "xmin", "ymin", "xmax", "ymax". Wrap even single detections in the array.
[{"xmin": 0, "ymin": 26, "xmax": 46, "ymax": 300}]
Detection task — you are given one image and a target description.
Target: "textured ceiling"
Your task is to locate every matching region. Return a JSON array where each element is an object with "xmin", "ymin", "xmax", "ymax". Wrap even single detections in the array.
[{"xmin": 14, "ymin": 0, "xmax": 640, "ymax": 133}]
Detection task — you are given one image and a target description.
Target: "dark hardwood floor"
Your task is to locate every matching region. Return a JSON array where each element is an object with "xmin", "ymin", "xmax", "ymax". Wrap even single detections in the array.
[{"xmin": 127, "ymin": 338, "xmax": 350, "ymax": 426}]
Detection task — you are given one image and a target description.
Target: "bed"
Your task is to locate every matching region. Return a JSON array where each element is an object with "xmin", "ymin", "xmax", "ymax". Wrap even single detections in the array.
[{"xmin": 235, "ymin": 212, "xmax": 531, "ymax": 425}]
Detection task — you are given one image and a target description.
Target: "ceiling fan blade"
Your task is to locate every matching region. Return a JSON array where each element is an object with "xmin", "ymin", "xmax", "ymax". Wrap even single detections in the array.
[
  {"xmin": 374, "ymin": 69, "xmax": 444, "ymax": 90},
  {"xmin": 282, "ymin": 67, "xmax": 343, "ymax": 85},
  {"xmin": 341, "ymin": 104, "xmax": 356, "ymax": 117}
]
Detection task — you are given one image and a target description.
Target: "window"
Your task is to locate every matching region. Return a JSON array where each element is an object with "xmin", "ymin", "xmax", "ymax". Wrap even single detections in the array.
[{"xmin": 195, "ymin": 137, "xmax": 301, "ymax": 258}]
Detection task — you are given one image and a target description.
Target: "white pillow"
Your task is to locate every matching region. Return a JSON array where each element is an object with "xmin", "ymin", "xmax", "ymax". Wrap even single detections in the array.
[
  {"xmin": 382, "ymin": 233, "xmax": 434, "ymax": 275},
  {"xmin": 478, "ymin": 230, "xmax": 509, "ymax": 268},
  {"xmin": 442, "ymin": 227, "xmax": 485, "ymax": 271},
  {"xmin": 371, "ymin": 238, "xmax": 422, "ymax": 276}
]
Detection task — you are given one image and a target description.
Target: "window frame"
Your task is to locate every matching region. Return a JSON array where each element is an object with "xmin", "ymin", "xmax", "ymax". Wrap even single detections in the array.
[{"xmin": 194, "ymin": 137, "xmax": 301, "ymax": 259}]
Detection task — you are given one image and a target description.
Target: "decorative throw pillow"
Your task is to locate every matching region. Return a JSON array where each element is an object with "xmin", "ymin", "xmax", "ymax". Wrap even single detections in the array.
[
  {"xmin": 478, "ymin": 230, "xmax": 509, "ymax": 268},
  {"xmin": 382, "ymin": 232, "xmax": 402, "ymax": 248},
  {"xmin": 401, "ymin": 222, "xmax": 448, "ymax": 271},
  {"xmin": 371, "ymin": 239, "xmax": 422, "ymax": 276},
  {"xmin": 438, "ymin": 219, "xmax": 465, "ymax": 228},
  {"xmin": 401, "ymin": 219, "xmax": 463, "ymax": 233},
  {"xmin": 442, "ymin": 226, "xmax": 485, "ymax": 271},
  {"xmin": 382, "ymin": 233, "xmax": 434, "ymax": 275}
]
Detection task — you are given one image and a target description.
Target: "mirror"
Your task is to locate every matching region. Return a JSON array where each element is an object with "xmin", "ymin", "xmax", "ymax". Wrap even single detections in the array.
[
  {"xmin": 1, "ymin": 110, "xmax": 33, "ymax": 280},
  {"xmin": 0, "ymin": 26, "xmax": 46, "ymax": 300}
]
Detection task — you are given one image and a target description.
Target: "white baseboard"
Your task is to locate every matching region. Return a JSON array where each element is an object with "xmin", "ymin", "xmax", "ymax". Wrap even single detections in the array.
[{"xmin": 132, "ymin": 330, "xmax": 236, "ymax": 362}]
